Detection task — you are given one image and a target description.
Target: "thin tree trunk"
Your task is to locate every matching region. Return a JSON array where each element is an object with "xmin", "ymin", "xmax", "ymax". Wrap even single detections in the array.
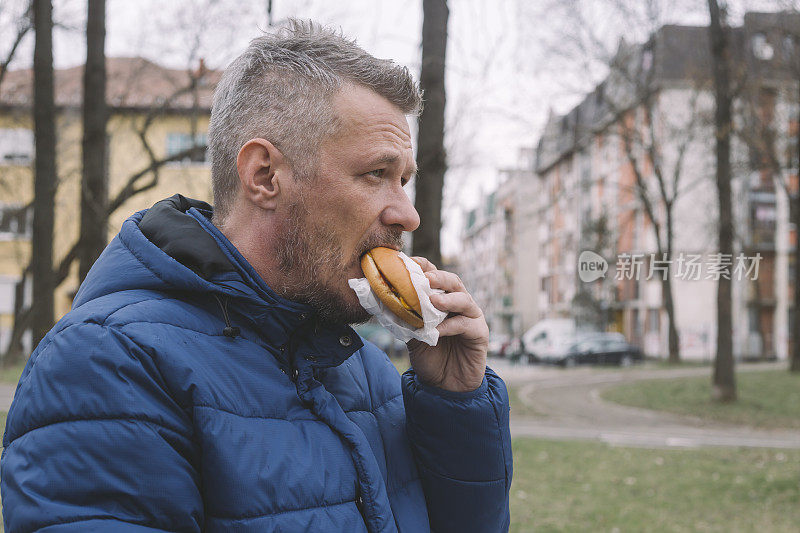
[
  {"xmin": 2, "ymin": 270, "xmax": 32, "ymax": 365},
  {"xmin": 79, "ymin": 0, "xmax": 108, "ymax": 283},
  {"xmin": 791, "ymin": 79, "xmax": 800, "ymax": 371},
  {"xmin": 413, "ymin": 0, "xmax": 448, "ymax": 266},
  {"xmin": 31, "ymin": 0, "xmax": 56, "ymax": 347},
  {"xmin": 790, "ymin": 76, "xmax": 800, "ymax": 372},
  {"xmin": 708, "ymin": 0, "xmax": 736, "ymax": 401},
  {"xmin": 664, "ymin": 207, "xmax": 680, "ymax": 363}
]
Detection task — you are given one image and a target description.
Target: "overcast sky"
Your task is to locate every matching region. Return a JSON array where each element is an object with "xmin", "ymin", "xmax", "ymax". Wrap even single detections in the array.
[{"xmin": 1, "ymin": 0, "xmax": 789, "ymax": 256}]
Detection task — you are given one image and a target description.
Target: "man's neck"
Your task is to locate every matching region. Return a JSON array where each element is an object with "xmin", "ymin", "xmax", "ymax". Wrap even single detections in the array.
[{"xmin": 216, "ymin": 210, "xmax": 290, "ymax": 295}]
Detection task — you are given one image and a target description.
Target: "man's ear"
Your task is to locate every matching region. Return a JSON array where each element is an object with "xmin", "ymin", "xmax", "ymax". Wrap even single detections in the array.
[{"xmin": 236, "ymin": 138, "xmax": 289, "ymax": 210}]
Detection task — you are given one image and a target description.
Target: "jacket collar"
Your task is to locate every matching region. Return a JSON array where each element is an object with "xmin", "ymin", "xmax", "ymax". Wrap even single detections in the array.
[
  {"xmin": 190, "ymin": 205, "xmax": 363, "ymax": 367},
  {"xmin": 138, "ymin": 195, "xmax": 363, "ymax": 368}
]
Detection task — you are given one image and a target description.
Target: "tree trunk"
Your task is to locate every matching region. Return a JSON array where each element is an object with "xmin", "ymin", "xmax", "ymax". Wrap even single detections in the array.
[
  {"xmin": 791, "ymin": 198, "xmax": 800, "ymax": 372},
  {"xmin": 413, "ymin": 0, "xmax": 448, "ymax": 266},
  {"xmin": 31, "ymin": 0, "xmax": 57, "ymax": 347},
  {"xmin": 708, "ymin": 0, "xmax": 736, "ymax": 401},
  {"xmin": 79, "ymin": 0, "xmax": 108, "ymax": 283},
  {"xmin": 664, "ymin": 208, "xmax": 681, "ymax": 363},
  {"xmin": 790, "ymin": 76, "xmax": 800, "ymax": 372}
]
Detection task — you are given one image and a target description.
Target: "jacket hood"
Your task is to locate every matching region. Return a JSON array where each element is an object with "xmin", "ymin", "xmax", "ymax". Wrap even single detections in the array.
[{"xmin": 74, "ymin": 195, "xmax": 305, "ymax": 308}]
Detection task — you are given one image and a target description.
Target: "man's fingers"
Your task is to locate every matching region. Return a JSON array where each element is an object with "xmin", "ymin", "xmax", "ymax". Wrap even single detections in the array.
[
  {"xmin": 429, "ymin": 291, "xmax": 481, "ymax": 319},
  {"xmin": 436, "ymin": 314, "xmax": 488, "ymax": 339},
  {"xmin": 425, "ymin": 269, "xmax": 465, "ymax": 293},
  {"xmin": 411, "ymin": 256, "xmax": 437, "ymax": 273}
]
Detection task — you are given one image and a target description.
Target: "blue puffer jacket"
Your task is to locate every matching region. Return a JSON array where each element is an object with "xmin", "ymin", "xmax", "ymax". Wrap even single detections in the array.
[{"xmin": 2, "ymin": 196, "xmax": 512, "ymax": 532}]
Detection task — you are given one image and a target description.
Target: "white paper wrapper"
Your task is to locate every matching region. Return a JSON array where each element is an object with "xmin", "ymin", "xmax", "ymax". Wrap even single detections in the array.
[{"xmin": 348, "ymin": 252, "xmax": 447, "ymax": 346}]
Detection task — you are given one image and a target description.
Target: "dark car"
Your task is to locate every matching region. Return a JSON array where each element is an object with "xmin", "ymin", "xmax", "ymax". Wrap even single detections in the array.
[
  {"xmin": 353, "ymin": 323, "xmax": 408, "ymax": 358},
  {"xmin": 558, "ymin": 334, "xmax": 643, "ymax": 367}
]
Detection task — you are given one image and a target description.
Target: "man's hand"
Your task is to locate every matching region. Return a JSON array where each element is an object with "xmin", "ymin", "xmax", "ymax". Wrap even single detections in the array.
[{"xmin": 406, "ymin": 256, "xmax": 489, "ymax": 392}]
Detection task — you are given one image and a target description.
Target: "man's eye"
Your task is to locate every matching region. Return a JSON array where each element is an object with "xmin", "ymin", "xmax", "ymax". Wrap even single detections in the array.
[{"xmin": 367, "ymin": 169, "xmax": 385, "ymax": 178}]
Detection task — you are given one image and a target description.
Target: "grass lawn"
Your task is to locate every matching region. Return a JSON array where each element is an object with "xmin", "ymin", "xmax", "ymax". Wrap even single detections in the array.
[
  {"xmin": 1, "ymin": 411, "xmax": 5, "ymax": 532},
  {"xmin": 511, "ymin": 438, "xmax": 800, "ymax": 532},
  {"xmin": 391, "ymin": 355, "xmax": 410, "ymax": 375},
  {"xmin": 601, "ymin": 370, "xmax": 800, "ymax": 429},
  {"xmin": 0, "ymin": 361, "xmax": 25, "ymax": 386}
]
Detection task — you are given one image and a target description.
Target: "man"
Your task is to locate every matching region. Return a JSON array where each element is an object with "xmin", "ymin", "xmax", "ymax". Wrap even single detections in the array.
[{"xmin": 2, "ymin": 21, "xmax": 512, "ymax": 532}]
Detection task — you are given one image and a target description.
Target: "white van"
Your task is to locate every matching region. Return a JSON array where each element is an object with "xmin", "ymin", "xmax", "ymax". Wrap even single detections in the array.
[{"xmin": 520, "ymin": 318, "xmax": 597, "ymax": 363}]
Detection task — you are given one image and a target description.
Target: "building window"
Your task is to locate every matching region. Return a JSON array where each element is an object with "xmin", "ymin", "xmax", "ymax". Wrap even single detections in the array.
[
  {"xmin": 784, "ymin": 35, "xmax": 796, "ymax": 62},
  {"xmin": 466, "ymin": 209, "xmax": 476, "ymax": 230},
  {"xmin": 0, "ymin": 128, "xmax": 34, "ymax": 165},
  {"xmin": 641, "ymin": 49, "xmax": 653, "ymax": 72},
  {"xmin": 646, "ymin": 308, "xmax": 660, "ymax": 333},
  {"xmin": 0, "ymin": 204, "xmax": 31, "ymax": 240},
  {"xmin": 752, "ymin": 33, "xmax": 774, "ymax": 61},
  {"xmin": 486, "ymin": 192, "xmax": 496, "ymax": 217},
  {"xmin": 166, "ymin": 132, "xmax": 207, "ymax": 164}
]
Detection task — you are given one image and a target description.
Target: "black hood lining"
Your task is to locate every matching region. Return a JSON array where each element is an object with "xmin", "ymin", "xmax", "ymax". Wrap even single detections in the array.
[{"xmin": 139, "ymin": 194, "xmax": 235, "ymax": 280}]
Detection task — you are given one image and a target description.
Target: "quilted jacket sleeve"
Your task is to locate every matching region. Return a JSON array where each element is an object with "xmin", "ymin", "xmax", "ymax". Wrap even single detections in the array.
[
  {"xmin": 1, "ymin": 322, "xmax": 203, "ymax": 532},
  {"xmin": 401, "ymin": 366, "xmax": 512, "ymax": 533}
]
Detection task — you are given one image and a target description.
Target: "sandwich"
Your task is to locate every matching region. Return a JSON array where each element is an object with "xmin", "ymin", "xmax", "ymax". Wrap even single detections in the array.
[{"xmin": 360, "ymin": 247, "xmax": 424, "ymax": 329}]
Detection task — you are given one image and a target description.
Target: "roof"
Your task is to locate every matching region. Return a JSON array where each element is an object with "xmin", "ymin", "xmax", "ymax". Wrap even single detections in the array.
[{"xmin": 0, "ymin": 57, "xmax": 220, "ymax": 111}]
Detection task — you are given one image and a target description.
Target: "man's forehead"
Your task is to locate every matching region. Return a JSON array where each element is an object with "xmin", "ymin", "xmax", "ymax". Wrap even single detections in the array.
[{"xmin": 332, "ymin": 84, "xmax": 412, "ymax": 140}]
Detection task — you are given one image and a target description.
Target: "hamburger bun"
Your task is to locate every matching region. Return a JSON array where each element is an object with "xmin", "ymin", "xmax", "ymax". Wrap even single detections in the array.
[{"xmin": 360, "ymin": 247, "xmax": 424, "ymax": 329}]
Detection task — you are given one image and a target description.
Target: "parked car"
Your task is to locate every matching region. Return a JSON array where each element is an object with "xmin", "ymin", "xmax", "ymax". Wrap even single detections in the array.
[
  {"xmin": 519, "ymin": 318, "xmax": 597, "ymax": 364},
  {"xmin": 353, "ymin": 323, "xmax": 408, "ymax": 358},
  {"xmin": 556, "ymin": 333, "xmax": 643, "ymax": 367},
  {"xmin": 488, "ymin": 333, "xmax": 510, "ymax": 358},
  {"xmin": 489, "ymin": 333, "xmax": 522, "ymax": 359}
]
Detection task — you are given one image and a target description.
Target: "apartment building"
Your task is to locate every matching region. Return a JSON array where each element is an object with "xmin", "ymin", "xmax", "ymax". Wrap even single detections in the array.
[{"xmin": 464, "ymin": 12, "xmax": 799, "ymax": 360}]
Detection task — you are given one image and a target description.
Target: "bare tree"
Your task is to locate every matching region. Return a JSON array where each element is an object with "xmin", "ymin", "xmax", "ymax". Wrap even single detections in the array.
[
  {"xmin": 3, "ymin": 59, "xmax": 211, "ymax": 365},
  {"xmin": 79, "ymin": 0, "xmax": 108, "ymax": 283},
  {"xmin": 708, "ymin": 0, "xmax": 737, "ymax": 401},
  {"xmin": 532, "ymin": 0, "xmax": 712, "ymax": 362},
  {"xmin": 605, "ymin": 43, "xmax": 704, "ymax": 364},
  {"xmin": 0, "ymin": 1, "xmax": 32, "ymax": 88},
  {"xmin": 413, "ymin": 0, "xmax": 448, "ymax": 266},
  {"xmin": 31, "ymin": 0, "xmax": 56, "ymax": 347}
]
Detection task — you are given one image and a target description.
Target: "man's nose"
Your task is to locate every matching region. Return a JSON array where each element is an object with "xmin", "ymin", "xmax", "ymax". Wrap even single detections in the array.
[{"xmin": 381, "ymin": 188, "xmax": 420, "ymax": 232}]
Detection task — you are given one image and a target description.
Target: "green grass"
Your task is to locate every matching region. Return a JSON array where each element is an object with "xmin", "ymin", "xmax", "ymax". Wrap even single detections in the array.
[
  {"xmin": 648, "ymin": 358, "xmax": 713, "ymax": 369},
  {"xmin": 390, "ymin": 355, "xmax": 410, "ymax": 375},
  {"xmin": 602, "ymin": 370, "xmax": 800, "ymax": 429},
  {"xmin": 1, "ymin": 411, "xmax": 5, "ymax": 532},
  {"xmin": 0, "ymin": 361, "xmax": 25, "ymax": 385},
  {"xmin": 511, "ymin": 438, "xmax": 800, "ymax": 532}
]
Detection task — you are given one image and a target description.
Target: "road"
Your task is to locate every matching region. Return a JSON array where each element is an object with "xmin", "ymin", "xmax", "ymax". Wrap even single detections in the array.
[
  {"xmin": 490, "ymin": 358, "xmax": 800, "ymax": 449},
  {"xmin": 0, "ymin": 383, "xmax": 15, "ymax": 412},
  {"xmin": 2, "ymin": 360, "xmax": 798, "ymax": 449}
]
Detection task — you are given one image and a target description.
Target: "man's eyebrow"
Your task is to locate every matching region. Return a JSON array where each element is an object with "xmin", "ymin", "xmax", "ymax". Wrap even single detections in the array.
[
  {"xmin": 366, "ymin": 153, "xmax": 401, "ymax": 167},
  {"xmin": 366, "ymin": 154, "xmax": 419, "ymax": 179}
]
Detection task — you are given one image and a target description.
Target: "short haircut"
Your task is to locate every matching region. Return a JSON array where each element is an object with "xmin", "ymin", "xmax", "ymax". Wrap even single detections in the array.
[{"xmin": 208, "ymin": 19, "xmax": 422, "ymax": 223}]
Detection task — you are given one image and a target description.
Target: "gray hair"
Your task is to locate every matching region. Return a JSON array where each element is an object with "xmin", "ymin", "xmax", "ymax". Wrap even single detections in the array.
[{"xmin": 208, "ymin": 19, "xmax": 422, "ymax": 223}]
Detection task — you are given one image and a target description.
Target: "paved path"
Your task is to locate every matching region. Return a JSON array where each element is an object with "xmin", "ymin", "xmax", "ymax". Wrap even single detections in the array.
[
  {"xmin": 3, "ymin": 360, "xmax": 798, "ymax": 449},
  {"xmin": 489, "ymin": 359, "xmax": 800, "ymax": 449},
  {"xmin": 0, "ymin": 383, "xmax": 16, "ymax": 412}
]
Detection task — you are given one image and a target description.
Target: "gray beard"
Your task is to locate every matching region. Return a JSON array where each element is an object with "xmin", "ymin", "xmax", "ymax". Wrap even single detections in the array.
[
  {"xmin": 273, "ymin": 200, "xmax": 370, "ymax": 327},
  {"xmin": 271, "ymin": 170, "xmax": 406, "ymax": 327}
]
